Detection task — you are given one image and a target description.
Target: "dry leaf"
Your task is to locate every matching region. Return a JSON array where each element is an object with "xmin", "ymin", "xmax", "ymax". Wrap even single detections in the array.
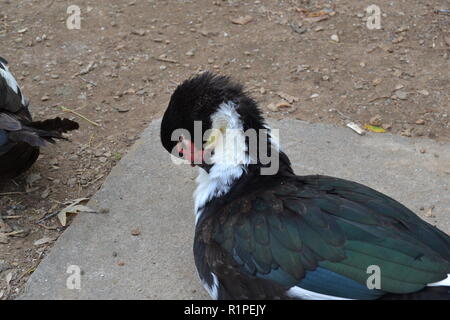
[
  {"xmin": 57, "ymin": 198, "xmax": 95, "ymax": 226},
  {"xmin": 34, "ymin": 236, "xmax": 54, "ymax": 246},
  {"xmin": 364, "ymin": 124, "xmax": 386, "ymax": 133},
  {"xmin": 277, "ymin": 92, "xmax": 299, "ymax": 103}
]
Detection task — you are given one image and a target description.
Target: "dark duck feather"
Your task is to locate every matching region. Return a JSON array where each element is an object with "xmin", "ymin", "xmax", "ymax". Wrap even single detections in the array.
[
  {"xmin": 160, "ymin": 72, "xmax": 450, "ymax": 300},
  {"xmin": 0, "ymin": 57, "xmax": 79, "ymax": 179}
]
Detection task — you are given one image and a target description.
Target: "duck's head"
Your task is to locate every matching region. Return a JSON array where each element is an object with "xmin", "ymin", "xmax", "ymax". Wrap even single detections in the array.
[{"xmin": 160, "ymin": 72, "xmax": 273, "ymax": 171}]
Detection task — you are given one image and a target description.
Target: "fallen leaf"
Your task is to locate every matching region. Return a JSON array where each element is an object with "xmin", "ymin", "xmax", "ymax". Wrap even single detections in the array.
[
  {"xmin": 277, "ymin": 92, "xmax": 299, "ymax": 103},
  {"xmin": 275, "ymin": 101, "xmax": 292, "ymax": 109},
  {"xmin": 57, "ymin": 198, "xmax": 95, "ymax": 226},
  {"xmin": 364, "ymin": 124, "xmax": 386, "ymax": 133},
  {"xmin": 33, "ymin": 237, "xmax": 54, "ymax": 246},
  {"xmin": 231, "ymin": 15, "xmax": 253, "ymax": 25}
]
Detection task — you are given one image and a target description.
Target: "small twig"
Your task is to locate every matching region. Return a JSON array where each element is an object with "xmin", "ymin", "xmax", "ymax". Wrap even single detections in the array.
[
  {"xmin": 2, "ymin": 230, "xmax": 26, "ymax": 236},
  {"xmin": 0, "ymin": 192, "xmax": 25, "ymax": 196},
  {"xmin": 37, "ymin": 211, "xmax": 60, "ymax": 223},
  {"xmin": 37, "ymin": 223, "xmax": 58, "ymax": 230},
  {"xmin": 78, "ymin": 76, "xmax": 97, "ymax": 87},
  {"xmin": 154, "ymin": 56, "xmax": 178, "ymax": 64},
  {"xmin": 1, "ymin": 216, "xmax": 21, "ymax": 219},
  {"xmin": 367, "ymin": 96, "xmax": 390, "ymax": 103},
  {"xmin": 60, "ymin": 106, "xmax": 100, "ymax": 127}
]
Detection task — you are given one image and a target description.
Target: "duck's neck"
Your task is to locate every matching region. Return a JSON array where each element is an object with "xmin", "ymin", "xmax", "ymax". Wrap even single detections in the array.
[{"xmin": 193, "ymin": 149, "xmax": 293, "ymax": 224}]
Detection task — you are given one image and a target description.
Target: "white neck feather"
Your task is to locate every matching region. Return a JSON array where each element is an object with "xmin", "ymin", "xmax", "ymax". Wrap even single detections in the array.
[
  {"xmin": 0, "ymin": 62, "xmax": 27, "ymax": 105},
  {"xmin": 193, "ymin": 101, "xmax": 250, "ymax": 224}
]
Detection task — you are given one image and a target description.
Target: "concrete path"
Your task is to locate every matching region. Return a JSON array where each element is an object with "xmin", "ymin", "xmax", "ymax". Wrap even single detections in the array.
[{"xmin": 20, "ymin": 118, "xmax": 450, "ymax": 299}]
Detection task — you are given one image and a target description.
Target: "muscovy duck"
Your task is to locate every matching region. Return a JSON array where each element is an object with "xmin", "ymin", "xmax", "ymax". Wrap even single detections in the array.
[
  {"xmin": 160, "ymin": 72, "xmax": 450, "ymax": 300},
  {"xmin": 0, "ymin": 56, "xmax": 79, "ymax": 179}
]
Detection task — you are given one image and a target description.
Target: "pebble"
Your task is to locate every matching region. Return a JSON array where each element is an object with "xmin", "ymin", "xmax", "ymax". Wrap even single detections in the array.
[
  {"xmin": 67, "ymin": 178, "xmax": 77, "ymax": 187},
  {"xmin": 396, "ymin": 91, "xmax": 408, "ymax": 100},
  {"xmin": 415, "ymin": 119, "xmax": 425, "ymax": 125},
  {"xmin": 185, "ymin": 49, "xmax": 196, "ymax": 56},
  {"xmin": 41, "ymin": 95, "xmax": 50, "ymax": 101},
  {"xmin": 417, "ymin": 89, "xmax": 429, "ymax": 96},
  {"xmin": 331, "ymin": 34, "xmax": 339, "ymax": 42}
]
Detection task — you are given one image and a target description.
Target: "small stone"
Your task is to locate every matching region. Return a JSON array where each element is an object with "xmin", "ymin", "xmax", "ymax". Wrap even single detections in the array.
[
  {"xmin": 395, "ymin": 84, "xmax": 404, "ymax": 90},
  {"xmin": 41, "ymin": 95, "xmax": 50, "ymax": 101},
  {"xmin": 415, "ymin": 119, "xmax": 425, "ymax": 125},
  {"xmin": 417, "ymin": 89, "xmax": 429, "ymax": 96},
  {"xmin": 131, "ymin": 228, "xmax": 141, "ymax": 236},
  {"xmin": 396, "ymin": 91, "xmax": 408, "ymax": 100},
  {"xmin": 185, "ymin": 49, "xmax": 196, "ymax": 56},
  {"xmin": 330, "ymin": 34, "xmax": 339, "ymax": 43},
  {"xmin": 231, "ymin": 15, "xmax": 253, "ymax": 25},
  {"xmin": 419, "ymin": 148, "xmax": 426, "ymax": 154},
  {"xmin": 372, "ymin": 78, "xmax": 382, "ymax": 86},
  {"xmin": 322, "ymin": 75, "xmax": 330, "ymax": 81},
  {"xmin": 392, "ymin": 36, "xmax": 404, "ymax": 44},
  {"xmin": 67, "ymin": 177, "xmax": 77, "ymax": 187},
  {"xmin": 310, "ymin": 93, "xmax": 319, "ymax": 99},
  {"xmin": 393, "ymin": 69, "xmax": 402, "ymax": 77},
  {"xmin": 132, "ymin": 29, "xmax": 146, "ymax": 36},
  {"xmin": 159, "ymin": 65, "xmax": 167, "ymax": 70},
  {"xmin": 117, "ymin": 261, "xmax": 125, "ymax": 266}
]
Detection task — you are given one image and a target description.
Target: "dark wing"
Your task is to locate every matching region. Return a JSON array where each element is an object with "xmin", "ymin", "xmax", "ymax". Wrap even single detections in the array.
[{"xmin": 207, "ymin": 175, "xmax": 450, "ymax": 299}]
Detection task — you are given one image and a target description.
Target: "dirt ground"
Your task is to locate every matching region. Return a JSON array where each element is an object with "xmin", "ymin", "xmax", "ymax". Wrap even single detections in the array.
[{"xmin": 0, "ymin": 0, "xmax": 449, "ymax": 299}]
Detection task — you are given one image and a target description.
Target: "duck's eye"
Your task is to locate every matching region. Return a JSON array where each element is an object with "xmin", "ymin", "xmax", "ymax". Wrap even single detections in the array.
[{"xmin": 179, "ymin": 136, "xmax": 183, "ymax": 142}]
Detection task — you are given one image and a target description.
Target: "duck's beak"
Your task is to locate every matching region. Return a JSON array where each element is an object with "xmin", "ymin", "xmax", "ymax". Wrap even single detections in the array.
[{"xmin": 176, "ymin": 139, "xmax": 204, "ymax": 167}]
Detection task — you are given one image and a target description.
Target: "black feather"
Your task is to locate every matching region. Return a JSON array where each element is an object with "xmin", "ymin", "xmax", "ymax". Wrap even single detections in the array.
[{"xmin": 0, "ymin": 58, "xmax": 79, "ymax": 179}]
